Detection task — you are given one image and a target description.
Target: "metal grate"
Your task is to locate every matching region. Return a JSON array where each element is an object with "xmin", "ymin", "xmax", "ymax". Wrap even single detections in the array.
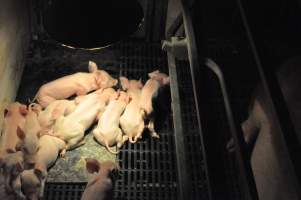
[
  {"xmin": 115, "ymin": 42, "xmax": 178, "ymax": 200},
  {"xmin": 44, "ymin": 183, "xmax": 86, "ymax": 200},
  {"xmin": 39, "ymin": 42, "xmax": 179, "ymax": 200}
]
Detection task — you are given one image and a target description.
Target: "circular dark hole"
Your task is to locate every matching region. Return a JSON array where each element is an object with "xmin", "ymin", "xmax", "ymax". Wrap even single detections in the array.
[{"xmin": 43, "ymin": 0, "xmax": 144, "ymax": 49}]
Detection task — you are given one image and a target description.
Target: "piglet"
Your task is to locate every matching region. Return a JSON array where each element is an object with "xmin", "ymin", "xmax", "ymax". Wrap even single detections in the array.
[
  {"xmin": 38, "ymin": 100, "xmax": 76, "ymax": 135},
  {"xmin": 17, "ymin": 135, "xmax": 65, "ymax": 200},
  {"xmin": 0, "ymin": 102, "xmax": 27, "ymax": 162},
  {"xmin": 140, "ymin": 70, "xmax": 170, "ymax": 115},
  {"xmin": 119, "ymin": 77, "xmax": 145, "ymax": 143},
  {"xmin": 81, "ymin": 158, "xmax": 119, "ymax": 200},
  {"xmin": 1, "ymin": 151, "xmax": 24, "ymax": 197},
  {"xmin": 139, "ymin": 70, "xmax": 170, "ymax": 138},
  {"xmin": 51, "ymin": 88, "xmax": 116, "ymax": 157},
  {"xmin": 33, "ymin": 61, "xmax": 118, "ymax": 108},
  {"xmin": 93, "ymin": 91, "xmax": 130, "ymax": 154},
  {"xmin": 16, "ymin": 104, "xmax": 41, "ymax": 166}
]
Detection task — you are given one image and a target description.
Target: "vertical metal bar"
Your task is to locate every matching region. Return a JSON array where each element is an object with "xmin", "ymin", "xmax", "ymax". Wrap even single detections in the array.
[
  {"xmin": 179, "ymin": 1, "xmax": 214, "ymax": 199},
  {"xmin": 167, "ymin": 51, "xmax": 191, "ymax": 200},
  {"xmin": 236, "ymin": 0, "xmax": 301, "ymax": 197},
  {"xmin": 205, "ymin": 59, "xmax": 258, "ymax": 200}
]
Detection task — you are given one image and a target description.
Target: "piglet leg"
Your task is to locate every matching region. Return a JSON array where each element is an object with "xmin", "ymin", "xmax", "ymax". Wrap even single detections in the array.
[
  {"xmin": 60, "ymin": 138, "xmax": 85, "ymax": 157},
  {"xmin": 148, "ymin": 119, "xmax": 159, "ymax": 138},
  {"xmin": 11, "ymin": 175, "xmax": 26, "ymax": 199},
  {"xmin": 117, "ymin": 133, "xmax": 128, "ymax": 149},
  {"xmin": 39, "ymin": 178, "xmax": 46, "ymax": 198}
]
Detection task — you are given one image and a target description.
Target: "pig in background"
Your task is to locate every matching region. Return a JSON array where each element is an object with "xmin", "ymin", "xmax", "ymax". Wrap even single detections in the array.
[
  {"xmin": 119, "ymin": 77, "xmax": 145, "ymax": 143},
  {"xmin": 33, "ymin": 61, "xmax": 118, "ymax": 108},
  {"xmin": 93, "ymin": 91, "xmax": 130, "ymax": 154},
  {"xmin": 81, "ymin": 158, "xmax": 119, "ymax": 200},
  {"xmin": 227, "ymin": 56, "xmax": 301, "ymax": 200}
]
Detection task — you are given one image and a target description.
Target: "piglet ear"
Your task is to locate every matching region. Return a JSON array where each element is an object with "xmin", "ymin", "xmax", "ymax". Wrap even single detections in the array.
[
  {"xmin": 119, "ymin": 77, "xmax": 129, "ymax": 90},
  {"xmin": 88, "ymin": 61, "xmax": 98, "ymax": 73},
  {"xmin": 85, "ymin": 158, "xmax": 100, "ymax": 174},
  {"xmin": 19, "ymin": 105, "xmax": 28, "ymax": 116},
  {"xmin": 148, "ymin": 70, "xmax": 160, "ymax": 78},
  {"xmin": 17, "ymin": 126, "xmax": 26, "ymax": 140}
]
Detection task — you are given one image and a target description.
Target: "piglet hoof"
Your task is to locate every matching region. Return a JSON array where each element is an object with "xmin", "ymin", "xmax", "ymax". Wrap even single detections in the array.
[
  {"xmin": 60, "ymin": 149, "xmax": 67, "ymax": 158},
  {"xmin": 151, "ymin": 132, "xmax": 160, "ymax": 139},
  {"xmin": 226, "ymin": 138, "xmax": 235, "ymax": 153}
]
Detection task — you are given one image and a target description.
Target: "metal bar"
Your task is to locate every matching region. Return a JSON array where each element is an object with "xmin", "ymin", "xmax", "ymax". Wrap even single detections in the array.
[
  {"xmin": 167, "ymin": 51, "xmax": 191, "ymax": 200},
  {"xmin": 205, "ymin": 59, "xmax": 259, "ymax": 200},
  {"xmin": 179, "ymin": 1, "xmax": 213, "ymax": 199},
  {"xmin": 236, "ymin": 0, "xmax": 301, "ymax": 197},
  {"xmin": 166, "ymin": 14, "xmax": 183, "ymax": 38}
]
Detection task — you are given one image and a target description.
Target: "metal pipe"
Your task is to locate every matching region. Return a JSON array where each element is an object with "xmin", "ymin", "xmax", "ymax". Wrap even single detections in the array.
[{"xmin": 205, "ymin": 58, "xmax": 258, "ymax": 200}]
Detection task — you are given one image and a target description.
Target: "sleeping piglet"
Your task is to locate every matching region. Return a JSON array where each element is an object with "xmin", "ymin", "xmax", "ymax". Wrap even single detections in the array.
[
  {"xmin": 93, "ymin": 91, "xmax": 130, "ymax": 154},
  {"xmin": 81, "ymin": 158, "xmax": 119, "ymax": 200},
  {"xmin": 0, "ymin": 102, "xmax": 27, "ymax": 162},
  {"xmin": 16, "ymin": 104, "xmax": 41, "ymax": 166},
  {"xmin": 38, "ymin": 100, "xmax": 76, "ymax": 135},
  {"xmin": 139, "ymin": 70, "xmax": 170, "ymax": 138},
  {"xmin": 51, "ymin": 88, "xmax": 116, "ymax": 157},
  {"xmin": 119, "ymin": 77, "xmax": 145, "ymax": 143},
  {"xmin": 33, "ymin": 61, "xmax": 117, "ymax": 108},
  {"xmin": 16, "ymin": 135, "xmax": 65, "ymax": 200}
]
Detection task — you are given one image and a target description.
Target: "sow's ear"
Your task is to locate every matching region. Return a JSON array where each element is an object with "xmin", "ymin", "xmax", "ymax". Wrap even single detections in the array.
[
  {"xmin": 88, "ymin": 61, "xmax": 99, "ymax": 73},
  {"xmin": 16, "ymin": 126, "xmax": 26, "ymax": 140},
  {"xmin": 85, "ymin": 158, "xmax": 101, "ymax": 174}
]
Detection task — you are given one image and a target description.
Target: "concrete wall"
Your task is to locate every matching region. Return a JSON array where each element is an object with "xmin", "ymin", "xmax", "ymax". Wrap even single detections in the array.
[{"xmin": 0, "ymin": 0, "xmax": 30, "ymax": 131}]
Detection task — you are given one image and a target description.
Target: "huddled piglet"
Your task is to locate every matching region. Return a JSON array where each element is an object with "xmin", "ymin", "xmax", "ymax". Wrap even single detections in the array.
[
  {"xmin": 119, "ymin": 77, "xmax": 145, "ymax": 143},
  {"xmin": 37, "ymin": 99, "xmax": 76, "ymax": 135},
  {"xmin": 15, "ymin": 135, "xmax": 65, "ymax": 200},
  {"xmin": 93, "ymin": 91, "xmax": 130, "ymax": 154},
  {"xmin": 139, "ymin": 70, "xmax": 170, "ymax": 138},
  {"xmin": 33, "ymin": 61, "xmax": 117, "ymax": 108},
  {"xmin": 0, "ymin": 102, "xmax": 27, "ymax": 162},
  {"xmin": 81, "ymin": 158, "xmax": 119, "ymax": 200},
  {"xmin": 51, "ymin": 88, "xmax": 116, "ymax": 157},
  {"xmin": 16, "ymin": 104, "xmax": 41, "ymax": 166}
]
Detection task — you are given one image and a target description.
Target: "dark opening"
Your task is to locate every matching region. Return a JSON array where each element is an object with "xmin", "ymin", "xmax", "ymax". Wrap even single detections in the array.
[{"xmin": 43, "ymin": 0, "xmax": 144, "ymax": 49}]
